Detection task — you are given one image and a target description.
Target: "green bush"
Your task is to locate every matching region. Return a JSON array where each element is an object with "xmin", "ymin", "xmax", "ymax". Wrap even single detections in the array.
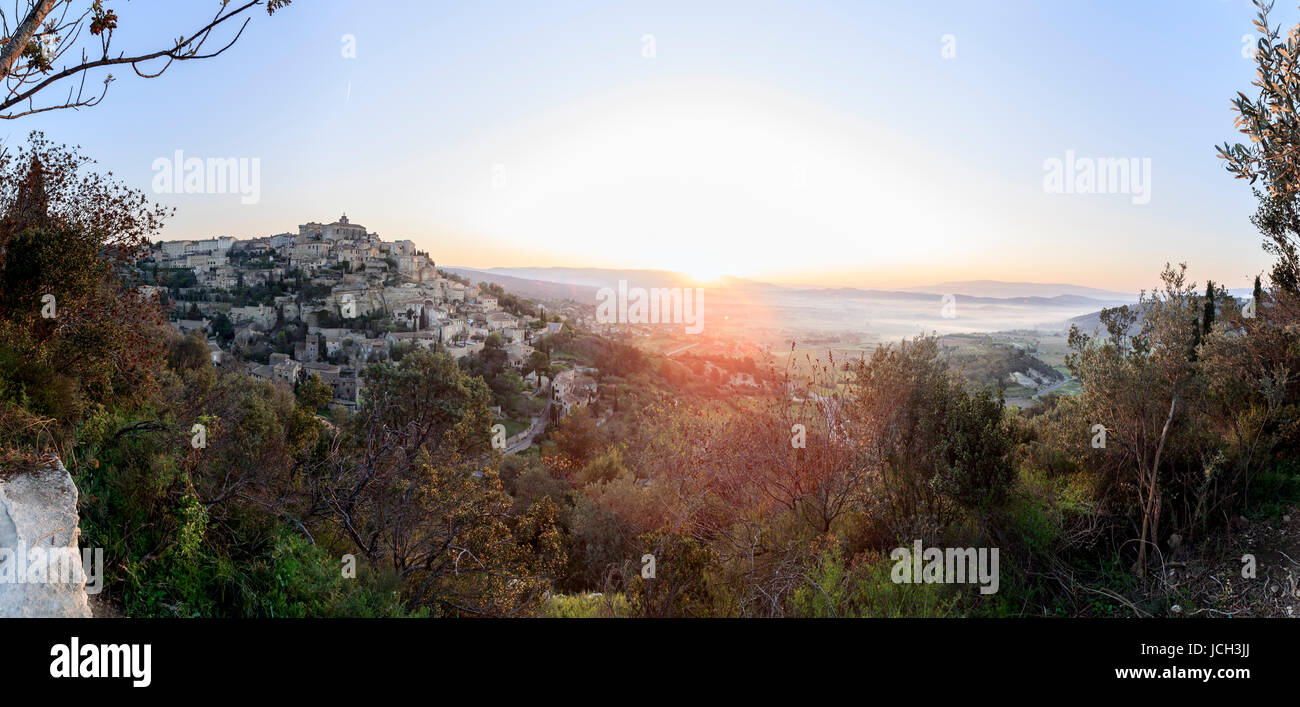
[
  {"xmin": 543, "ymin": 592, "xmax": 629, "ymax": 618},
  {"xmin": 790, "ymin": 546, "xmax": 959, "ymax": 618}
]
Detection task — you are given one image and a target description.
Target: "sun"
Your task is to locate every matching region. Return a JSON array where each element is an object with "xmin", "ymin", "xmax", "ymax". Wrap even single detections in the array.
[{"xmin": 683, "ymin": 263, "xmax": 729, "ymax": 284}]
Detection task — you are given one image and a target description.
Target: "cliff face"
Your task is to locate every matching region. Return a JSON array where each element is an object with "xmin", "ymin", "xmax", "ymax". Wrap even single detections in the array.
[{"xmin": 0, "ymin": 457, "xmax": 93, "ymax": 617}]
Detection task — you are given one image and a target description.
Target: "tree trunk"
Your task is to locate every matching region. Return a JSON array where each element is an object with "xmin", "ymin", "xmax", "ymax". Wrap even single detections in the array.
[
  {"xmin": 0, "ymin": 0, "xmax": 58, "ymax": 80},
  {"xmin": 1135, "ymin": 394, "xmax": 1178, "ymax": 578}
]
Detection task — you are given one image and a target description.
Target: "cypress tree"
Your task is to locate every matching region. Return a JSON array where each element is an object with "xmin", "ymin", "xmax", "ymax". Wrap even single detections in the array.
[
  {"xmin": 1202, "ymin": 280, "xmax": 1216, "ymax": 336},
  {"xmin": 1190, "ymin": 314, "xmax": 1201, "ymax": 361}
]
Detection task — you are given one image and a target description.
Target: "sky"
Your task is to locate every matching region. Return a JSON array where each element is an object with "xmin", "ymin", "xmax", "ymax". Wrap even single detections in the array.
[{"xmin": 21, "ymin": 0, "xmax": 1290, "ymax": 291}]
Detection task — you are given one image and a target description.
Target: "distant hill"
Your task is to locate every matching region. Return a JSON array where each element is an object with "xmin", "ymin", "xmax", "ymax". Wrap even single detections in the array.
[
  {"xmin": 448, "ymin": 265, "xmax": 1149, "ymax": 337},
  {"xmin": 471, "ymin": 266, "xmax": 787, "ymax": 292},
  {"xmin": 785, "ymin": 285, "xmax": 1125, "ymax": 308},
  {"xmin": 469, "ymin": 269, "xmax": 1137, "ymax": 302},
  {"xmin": 443, "ymin": 267, "xmax": 599, "ymax": 303},
  {"xmin": 470, "ymin": 267, "xmax": 696, "ymax": 290},
  {"xmin": 902, "ymin": 280, "xmax": 1136, "ymax": 301}
]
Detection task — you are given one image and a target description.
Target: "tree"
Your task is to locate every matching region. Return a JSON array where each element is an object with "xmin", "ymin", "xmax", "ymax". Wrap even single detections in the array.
[
  {"xmin": 0, "ymin": 1, "xmax": 291, "ymax": 119},
  {"xmin": 1254, "ymin": 274, "xmax": 1265, "ymax": 317},
  {"xmin": 1065, "ymin": 264, "xmax": 1203, "ymax": 577},
  {"xmin": 169, "ymin": 329, "xmax": 210, "ymax": 373},
  {"xmin": 847, "ymin": 336, "xmax": 1015, "ymax": 526},
  {"xmin": 577, "ymin": 444, "xmax": 629, "ymax": 486},
  {"xmin": 551, "ymin": 404, "xmax": 602, "ymax": 465},
  {"xmin": 1202, "ymin": 280, "xmax": 1216, "ymax": 336},
  {"xmin": 0, "ymin": 134, "xmax": 168, "ymax": 429},
  {"xmin": 295, "ymin": 372, "xmax": 333, "ymax": 411},
  {"xmin": 526, "ymin": 349, "xmax": 551, "ymax": 387},
  {"xmin": 1198, "ymin": 287, "xmax": 1297, "ymax": 515},
  {"xmin": 625, "ymin": 531, "xmax": 717, "ymax": 618},
  {"xmin": 322, "ymin": 350, "xmax": 561, "ymax": 614},
  {"xmin": 1218, "ymin": 0, "xmax": 1300, "ymax": 292}
]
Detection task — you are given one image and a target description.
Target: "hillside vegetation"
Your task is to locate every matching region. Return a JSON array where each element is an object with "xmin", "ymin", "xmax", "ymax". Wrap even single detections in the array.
[{"xmin": 3, "ymin": 1, "xmax": 1300, "ymax": 617}]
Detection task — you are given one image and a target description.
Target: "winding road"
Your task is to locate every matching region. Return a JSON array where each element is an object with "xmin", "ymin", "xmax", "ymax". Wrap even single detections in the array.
[{"xmin": 506, "ymin": 398, "xmax": 551, "ymax": 454}]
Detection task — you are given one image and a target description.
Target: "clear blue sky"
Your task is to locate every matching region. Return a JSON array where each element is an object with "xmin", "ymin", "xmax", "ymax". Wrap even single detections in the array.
[{"xmin": 23, "ymin": 0, "xmax": 1287, "ymax": 290}]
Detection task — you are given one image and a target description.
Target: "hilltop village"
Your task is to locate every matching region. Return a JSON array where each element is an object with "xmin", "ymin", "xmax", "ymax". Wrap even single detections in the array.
[{"xmin": 144, "ymin": 214, "xmax": 571, "ymax": 414}]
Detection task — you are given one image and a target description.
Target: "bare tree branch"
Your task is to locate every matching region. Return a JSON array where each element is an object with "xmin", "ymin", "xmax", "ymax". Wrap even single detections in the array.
[{"xmin": 0, "ymin": 0, "xmax": 289, "ymax": 120}]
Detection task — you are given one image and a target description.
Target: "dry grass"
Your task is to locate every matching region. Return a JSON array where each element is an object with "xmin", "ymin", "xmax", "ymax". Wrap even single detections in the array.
[{"xmin": 0, "ymin": 402, "xmax": 58, "ymax": 476}]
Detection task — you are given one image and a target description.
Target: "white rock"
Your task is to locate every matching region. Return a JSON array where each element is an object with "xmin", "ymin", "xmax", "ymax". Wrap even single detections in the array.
[{"xmin": 0, "ymin": 457, "xmax": 93, "ymax": 618}]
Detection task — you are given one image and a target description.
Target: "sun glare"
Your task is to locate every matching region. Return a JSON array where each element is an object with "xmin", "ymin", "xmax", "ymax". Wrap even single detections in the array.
[{"xmin": 684, "ymin": 264, "xmax": 728, "ymax": 284}]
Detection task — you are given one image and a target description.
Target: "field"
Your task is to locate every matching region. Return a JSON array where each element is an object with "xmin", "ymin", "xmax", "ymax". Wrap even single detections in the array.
[{"xmin": 494, "ymin": 418, "xmax": 528, "ymax": 438}]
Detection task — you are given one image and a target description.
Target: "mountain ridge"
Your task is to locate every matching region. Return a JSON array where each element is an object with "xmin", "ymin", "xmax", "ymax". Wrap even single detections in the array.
[{"xmin": 451, "ymin": 266, "xmax": 1140, "ymax": 304}]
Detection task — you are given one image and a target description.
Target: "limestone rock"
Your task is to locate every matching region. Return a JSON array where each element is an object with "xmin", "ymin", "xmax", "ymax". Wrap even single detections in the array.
[{"xmin": 0, "ymin": 457, "xmax": 93, "ymax": 618}]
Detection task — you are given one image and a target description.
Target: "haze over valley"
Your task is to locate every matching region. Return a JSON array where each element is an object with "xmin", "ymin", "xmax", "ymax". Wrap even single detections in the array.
[{"xmin": 446, "ymin": 265, "xmax": 1140, "ymax": 341}]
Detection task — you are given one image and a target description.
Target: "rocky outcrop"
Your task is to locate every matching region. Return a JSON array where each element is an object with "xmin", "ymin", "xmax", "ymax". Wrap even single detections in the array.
[
  {"xmin": 0, "ymin": 457, "xmax": 93, "ymax": 617},
  {"xmin": 1008, "ymin": 369, "xmax": 1052, "ymax": 389}
]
